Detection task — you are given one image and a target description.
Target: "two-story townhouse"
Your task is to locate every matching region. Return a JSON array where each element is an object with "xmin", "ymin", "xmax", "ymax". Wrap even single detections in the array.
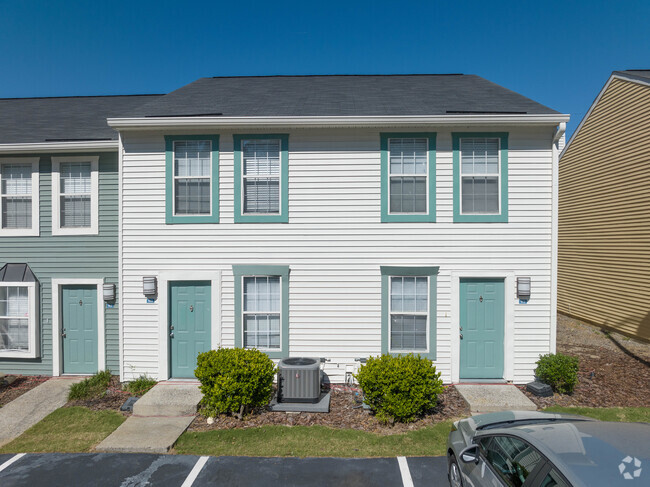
[
  {"xmin": 0, "ymin": 94, "xmax": 159, "ymax": 376},
  {"xmin": 108, "ymin": 75, "xmax": 569, "ymax": 384}
]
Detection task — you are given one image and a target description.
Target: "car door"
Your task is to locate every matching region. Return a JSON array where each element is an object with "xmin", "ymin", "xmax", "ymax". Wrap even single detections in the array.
[{"xmin": 465, "ymin": 435, "xmax": 547, "ymax": 487}]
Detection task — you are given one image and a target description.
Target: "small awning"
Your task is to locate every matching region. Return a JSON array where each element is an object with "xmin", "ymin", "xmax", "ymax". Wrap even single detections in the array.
[{"xmin": 0, "ymin": 263, "xmax": 38, "ymax": 283}]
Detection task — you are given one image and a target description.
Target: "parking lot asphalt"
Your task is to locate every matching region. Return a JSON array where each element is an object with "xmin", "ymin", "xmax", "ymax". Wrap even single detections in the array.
[{"xmin": 0, "ymin": 453, "xmax": 448, "ymax": 486}]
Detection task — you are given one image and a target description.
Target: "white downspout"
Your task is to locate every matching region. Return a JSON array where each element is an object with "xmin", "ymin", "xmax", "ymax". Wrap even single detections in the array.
[{"xmin": 550, "ymin": 122, "xmax": 566, "ymax": 354}]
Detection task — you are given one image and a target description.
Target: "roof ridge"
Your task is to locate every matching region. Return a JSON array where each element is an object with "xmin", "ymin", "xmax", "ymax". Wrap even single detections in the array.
[{"xmin": 209, "ymin": 73, "xmax": 467, "ymax": 79}]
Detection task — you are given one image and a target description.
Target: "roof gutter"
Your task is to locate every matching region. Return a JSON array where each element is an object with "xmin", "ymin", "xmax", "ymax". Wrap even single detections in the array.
[
  {"xmin": 0, "ymin": 140, "xmax": 119, "ymax": 154},
  {"xmin": 107, "ymin": 114, "xmax": 570, "ymax": 130}
]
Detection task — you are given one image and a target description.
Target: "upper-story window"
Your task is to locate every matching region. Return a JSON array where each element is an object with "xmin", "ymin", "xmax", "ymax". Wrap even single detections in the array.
[
  {"xmin": 233, "ymin": 134, "xmax": 289, "ymax": 223},
  {"xmin": 164, "ymin": 135, "xmax": 220, "ymax": 224},
  {"xmin": 0, "ymin": 158, "xmax": 39, "ymax": 236},
  {"xmin": 453, "ymin": 132, "xmax": 508, "ymax": 223},
  {"xmin": 52, "ymin": 156, "xmax": 99, "ymax": 235},
  {"xmin": 380, "ymin": 133, "xmax": 436, "ymax": 222}
]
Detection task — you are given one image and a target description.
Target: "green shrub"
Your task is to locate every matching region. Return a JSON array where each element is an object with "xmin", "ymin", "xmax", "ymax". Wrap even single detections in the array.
[
  {"xmin": 195, "ymin": 348, "xmax": 276, "ymax": 418},
  {"xmin": 124, "ymin": 375, "xmax": 157, "ymax": 396},
  {"xmin": 68, "ymin": 370, "xmax": 112, "ymax": 400},
  {"xmin": 354, "ymin": 354, "xmax": 444, "ymax": 423},
  {"xmin": 535, "ymin": 353, "xmax": 579, "ymax": 394}
]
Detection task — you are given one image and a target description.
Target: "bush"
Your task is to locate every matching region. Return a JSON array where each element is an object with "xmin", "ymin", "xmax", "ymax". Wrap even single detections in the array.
[
  {"xmin": 195, "ymin": 347, "xmax": 276, "ymax": 418},
  {"xmin": 535, "ymin": 353, "xmax": 579, "ymax": 394},
  {"xmin": 354, "ymin": 354, "xmax": 444, "ymax": 423},
  {"xmin": 124, "ymin": 375, "xmax": 157, "ymax": 396},
  {"xmin": 68, "ymin": 370, "xmax": 112, "ymax": 400}
]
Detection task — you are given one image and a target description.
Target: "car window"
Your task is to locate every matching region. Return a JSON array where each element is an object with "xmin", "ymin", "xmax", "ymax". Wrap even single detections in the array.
[
  {"xmin": 483, "ymin": 436, "xmax": 544, "ymax": 487},
  {"xmin": 538, "ymin": 468, "xmax": 570, "ymax": 487}
]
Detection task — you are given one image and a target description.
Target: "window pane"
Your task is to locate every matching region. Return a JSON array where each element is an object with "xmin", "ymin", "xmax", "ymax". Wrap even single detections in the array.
[
  {"xmin": 244, "ymin": 313, "xmax": 280, "ymax": 349},
  {"xmin": 462, "ymin": 176, "xmax": 499, "ymax": 214},
  {"xmin": 61, "ymin": 196, "xmax": 90, "ymax": 227},
  {"xmin": 244, "ymin": 178, "xmax": 280, "ymax": 213},
  {"xmin": 175, "ymin": 178, "xmax": 210, "ymax": 215},
  {"xmin": 244, "ymin": 276, "xmax": 280, "ymax": 312},
  {"xmin": 0, "ymin": 287, "xmax": 30, "ymax": 352},
  {"xmin": 0, "ymin": 318, "xmax": 29, "ymax": 351},
  {"xmin": 485, "ymin": 436, "xmax": 543, "ymax": 487},
  {"xmin": 174, "ymin": 141, "xmax": 211, "ymax": 177},
  {"xmin": 1, "ymin": 164, "xmax": 32, "ymax": 195},
  {"xmin": 2, "ymin": 197, "xmax": 31, "ymax": 229},
  {"xmin": 389, "ymin": 138, "xmax": 427, "ymax": 175},
  {"xmin": 243, "ymin": 139, "xmax": 280, "ymax": 176},
  {"xmin": 60, "ymin": 162, "xmax": 91, "ymax": 194},
  {"xmin": 389, "ymin": 176, "xmax": 426, "ymax": 213},
  {"xmin": 461, "ymin": 138, "xmax": 499, "ymax": 175},
  {"xmin": 391, "ymin": 315, "xmax": 427, "ymax": 351},
  {"xmin": 539, "ymin": 469, "xmax": 570, "ymax": 487}
]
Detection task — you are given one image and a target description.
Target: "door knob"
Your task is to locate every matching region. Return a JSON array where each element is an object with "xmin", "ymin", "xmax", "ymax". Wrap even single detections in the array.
[
  {"xmin": 460, "ymin": 333, "xmax": 463, "ymax": 339},
  {"xmin": 170, "ymin": 331, "xmax": 174, "ymax": 338}
]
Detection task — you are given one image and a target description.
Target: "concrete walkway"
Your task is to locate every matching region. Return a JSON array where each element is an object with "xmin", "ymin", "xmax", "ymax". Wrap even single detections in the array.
[
  {"xmin": 455, "ymin": 384, "xmax": 537, "ymax": 415},
  {"xmin": 96, "ymin": 382, "xmax": 202, "ymax": 454},
  {"xmin": 0, "ymin": 377, "xmax": 82, "ymax": 447}
]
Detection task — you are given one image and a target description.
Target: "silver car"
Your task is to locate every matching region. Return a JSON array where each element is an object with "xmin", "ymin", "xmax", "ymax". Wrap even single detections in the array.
[{"xmin": 446, "ymin": 411, "xmax": 649, "ymax": 487}]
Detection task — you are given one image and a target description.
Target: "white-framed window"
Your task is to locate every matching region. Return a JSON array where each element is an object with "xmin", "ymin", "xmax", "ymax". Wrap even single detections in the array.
[
  {"xmin": 173, "ymin": 140, "xmax": 212, "ymax": 216},
  {"xmin": 388, "ymin": 138, "xmax": 428, "ymax": 214},
  {"xmin": 52, "ymin": 156, "xmax": 99, "ymax": 235},
  {"xmin": 460, "ymin": 138, "xmax": 500, "ymax": 214},
  {"xmin": 0, "ymin": 158, "xmax": 40, "ymax": 236},
  {"xmin": 0, "ymin": 282, "xmax": 39, "ymax": 358},
  {"xmin": 389, "ymin": 276, "xmax": 429, "ymax": 352},
  {"xmin": 242, "ymin": 276, "xmax": 281, "ymax": 350},
  {"xmin": 242, "ymin": 139, "xmax": 281, "ymax": 214}
]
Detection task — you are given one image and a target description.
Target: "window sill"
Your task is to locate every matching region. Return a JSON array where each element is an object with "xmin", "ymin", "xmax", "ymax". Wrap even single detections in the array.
[
  {"xmin": 51, "ymin": 226, "xmax": 98, "ymax": 236},
  {"xmin": 235, "ymin": 214, "xmax": 288, "ymax": 223},
  {"xmin": 166, "ymin": 214, "xmax": 219, "ymax": 224},
  {"xmin": 0, "ymin": 228, "xmax": 39, "ymax": 237},
  {"xmin": 382, "ymin": 213, "xmax": 435, "ymax": 223},
  {"xmin": 0, "ymin": 350, "xmax": 39, "ymax": 359},
  {"xmin": 454, "ymin": 213, "xmax": 508, "ymax": 223}
]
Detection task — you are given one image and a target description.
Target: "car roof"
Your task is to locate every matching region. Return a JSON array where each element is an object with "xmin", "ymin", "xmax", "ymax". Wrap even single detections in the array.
[{"xmin": 478, "ymin": 421, "xmax": 650, "ymax": 487}]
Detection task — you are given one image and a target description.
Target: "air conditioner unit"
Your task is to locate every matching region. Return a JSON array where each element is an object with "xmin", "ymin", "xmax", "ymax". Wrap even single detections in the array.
[{"xmin": 277, "ymin": 357, "xmax": 321, "ymax": 403}]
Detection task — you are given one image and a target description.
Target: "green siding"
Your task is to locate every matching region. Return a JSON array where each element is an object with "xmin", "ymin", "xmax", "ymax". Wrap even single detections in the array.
[{"xmin": 0, "ymin": 153, "xmax": 119, "ymax": 375}]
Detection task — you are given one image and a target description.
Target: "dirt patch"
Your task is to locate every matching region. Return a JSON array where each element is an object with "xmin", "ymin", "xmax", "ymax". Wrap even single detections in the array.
[
  {"xmin": 520, "ymin": 315, "xmax": 650, "ymax": 408},
  {"xmin": 0, "ymin": 376, "xmax": 49, "ymax": 407},
  {"xmin": 188, "ymin": 385, "xmax": 469, "ymax": 434},
  {"xmin": 65, "ymin": 376, "xmax": 133, "ymax": 414}
]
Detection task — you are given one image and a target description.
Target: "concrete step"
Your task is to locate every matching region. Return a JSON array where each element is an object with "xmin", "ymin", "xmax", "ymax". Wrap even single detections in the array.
[
  {"xmin": 0, "ymin": 377, "xmax": 82, "ymax": 447},
  {"xmin": 454, "ymin": 384, "xmax": 537, "ymax": 415},
  {"xmin": 95, "ymin": 415, "xmax": 194, "ymax": 454},
  {"xmin": 132, "ymin": 382, "xmax": 203, "ymax": 416}
]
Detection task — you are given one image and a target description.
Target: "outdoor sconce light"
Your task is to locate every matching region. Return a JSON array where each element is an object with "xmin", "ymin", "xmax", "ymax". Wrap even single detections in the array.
[
  {"xmin": 103, "ymin": 283, "xmax": 116, "ymax": 302},
  {"xmin": 517, "ymin": 277, "xmax": 531, "ymax": 300},
  {"xmin": 143, "ymin": 277, "xmax": 157, "ymax": 297}
]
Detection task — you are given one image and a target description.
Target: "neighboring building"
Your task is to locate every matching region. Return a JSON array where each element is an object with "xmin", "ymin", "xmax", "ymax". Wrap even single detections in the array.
[
  {"xmin": 0, "ymin": 94, "xmax": 159, "ymax": 375},
  {"xmin": 559, "ymin": 70, "xmax": 650, "ymax": 342},
  {"xmin": 108, "ymin": 75, "xmax": 569, "ymax": 384}
]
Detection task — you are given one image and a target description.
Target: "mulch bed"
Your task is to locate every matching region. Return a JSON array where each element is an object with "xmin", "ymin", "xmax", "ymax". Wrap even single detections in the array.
[
  {"xmin": 188, "ymin": 384, "xmax": 469, "ymax": 435},
  {"xmin": 520, "ymin": 315, "xmax": 650, "ymax": 409},
  {"xmin": 0, "ymin": 375, "xmax": 49, "ymax": 407},
  {"xmin": 65, "ymin": 375, "xmax": 133, "ymax": 414}
]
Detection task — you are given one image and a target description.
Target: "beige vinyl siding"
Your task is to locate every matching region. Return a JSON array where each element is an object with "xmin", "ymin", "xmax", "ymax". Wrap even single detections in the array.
[
  {"xmin": 121, "ymin": 127, "xmax": 556, "ymax": 383},
  {"xmin": 559, "ymin": 77, "xmax": 650, "ymax": 342}
]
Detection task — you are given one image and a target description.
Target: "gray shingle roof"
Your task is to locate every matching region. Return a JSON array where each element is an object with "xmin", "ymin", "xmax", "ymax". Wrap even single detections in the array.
[
  {"xmin": 132, "ymin": 74, "xmax": 560, "ymax": 117},
  {"xmin": 0, "ymin": 263, "xmax": 38, "ymax": 282},
  {"xmin": 0, "ymin": 94, "xmax": 161, "ymax": 144}
]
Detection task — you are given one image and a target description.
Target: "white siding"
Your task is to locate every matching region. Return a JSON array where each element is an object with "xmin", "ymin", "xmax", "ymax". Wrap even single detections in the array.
[{"xmin": 120, "ymin": 127, "xmax": 556, "ymax": 384}]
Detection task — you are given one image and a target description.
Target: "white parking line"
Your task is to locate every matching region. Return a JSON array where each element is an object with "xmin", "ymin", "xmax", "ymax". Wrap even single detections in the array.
[
  {"xmin": 397, "ymin": 456, "xmax": 414, "ymax": 487},
  {"xmin": 180, "ymin": 456, "xmax": 209, "ymax": 487},
  {"xmin": 0, "ymin": 453, "xmax": 26, "ymax": 473}
]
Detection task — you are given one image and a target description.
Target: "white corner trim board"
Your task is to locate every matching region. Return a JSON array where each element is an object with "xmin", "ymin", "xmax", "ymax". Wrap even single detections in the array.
[{"xmin": 51, "ymin": 278, "xmax": 106, "ymax": 377}]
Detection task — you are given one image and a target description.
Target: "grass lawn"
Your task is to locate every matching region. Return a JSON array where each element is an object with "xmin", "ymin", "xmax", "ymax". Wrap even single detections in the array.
[
  {"xmin": 543, "ymin": 406, "xmax": 650, "ymax": 423},
  {"xmin": 0, "ymin": 407, "xmax": 125, "ymax": 454},
  {"xmin": 175, "ymin": 422, "xmax": 453, "ymax": 457}
]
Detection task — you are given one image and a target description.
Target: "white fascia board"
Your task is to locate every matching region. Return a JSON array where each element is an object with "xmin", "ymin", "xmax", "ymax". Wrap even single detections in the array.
[
  {"xmin": 107, "ymin": 114, "xmax": 570, "ymax": 130},
  {"xmin": 0, "ymin": 140, "xmax": 119, "ymax": 154}
]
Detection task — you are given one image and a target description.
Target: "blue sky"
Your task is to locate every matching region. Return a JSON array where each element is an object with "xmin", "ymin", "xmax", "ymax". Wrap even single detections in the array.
[{"xmin": 1, "ymin": 0, "xmax": 649, "ymax": 137}]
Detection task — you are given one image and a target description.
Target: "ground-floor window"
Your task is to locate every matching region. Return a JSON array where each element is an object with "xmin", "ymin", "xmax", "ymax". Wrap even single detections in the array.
[
  {"xmin": 0, "ymin": 281, "xmax": 39, "ymax": 358},
  {"xmin": 380, "ymin": 266, "xmax": 438, "ymax": 359},
  {"xmin": 233, "ymin": 265, "xmax": 289, "ymax": 359}
]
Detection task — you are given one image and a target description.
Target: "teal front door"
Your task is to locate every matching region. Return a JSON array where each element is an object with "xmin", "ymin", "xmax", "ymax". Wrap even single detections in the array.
[
  {"xmin": 62, "ymin": 285, "xmax": 98, "ymax": 374},
  {"xmin": 459, "ymin": 278, "xmax": 505, "ymax": 379},
  {"xmin": 169, "ymin": 281, "xmax": 211, "ymax": 378}
]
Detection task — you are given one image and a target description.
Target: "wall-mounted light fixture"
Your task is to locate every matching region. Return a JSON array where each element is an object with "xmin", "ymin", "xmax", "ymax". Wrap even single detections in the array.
[
  {"xmin": 517, "ymin": 277, "xmax": 531, "ymax": 300},
  {"xmin": 143, "ymin": 276, "xmax": 157, "ymax": 297},
  {"xmin": 103, "ymin": 283, "xmax": 116, "ymax": 302}
]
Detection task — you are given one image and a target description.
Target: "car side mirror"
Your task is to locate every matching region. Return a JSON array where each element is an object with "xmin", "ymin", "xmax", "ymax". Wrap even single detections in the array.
[{"xmin": 460, "ymin": 445, "xmax": 480, "ymax": 464}]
